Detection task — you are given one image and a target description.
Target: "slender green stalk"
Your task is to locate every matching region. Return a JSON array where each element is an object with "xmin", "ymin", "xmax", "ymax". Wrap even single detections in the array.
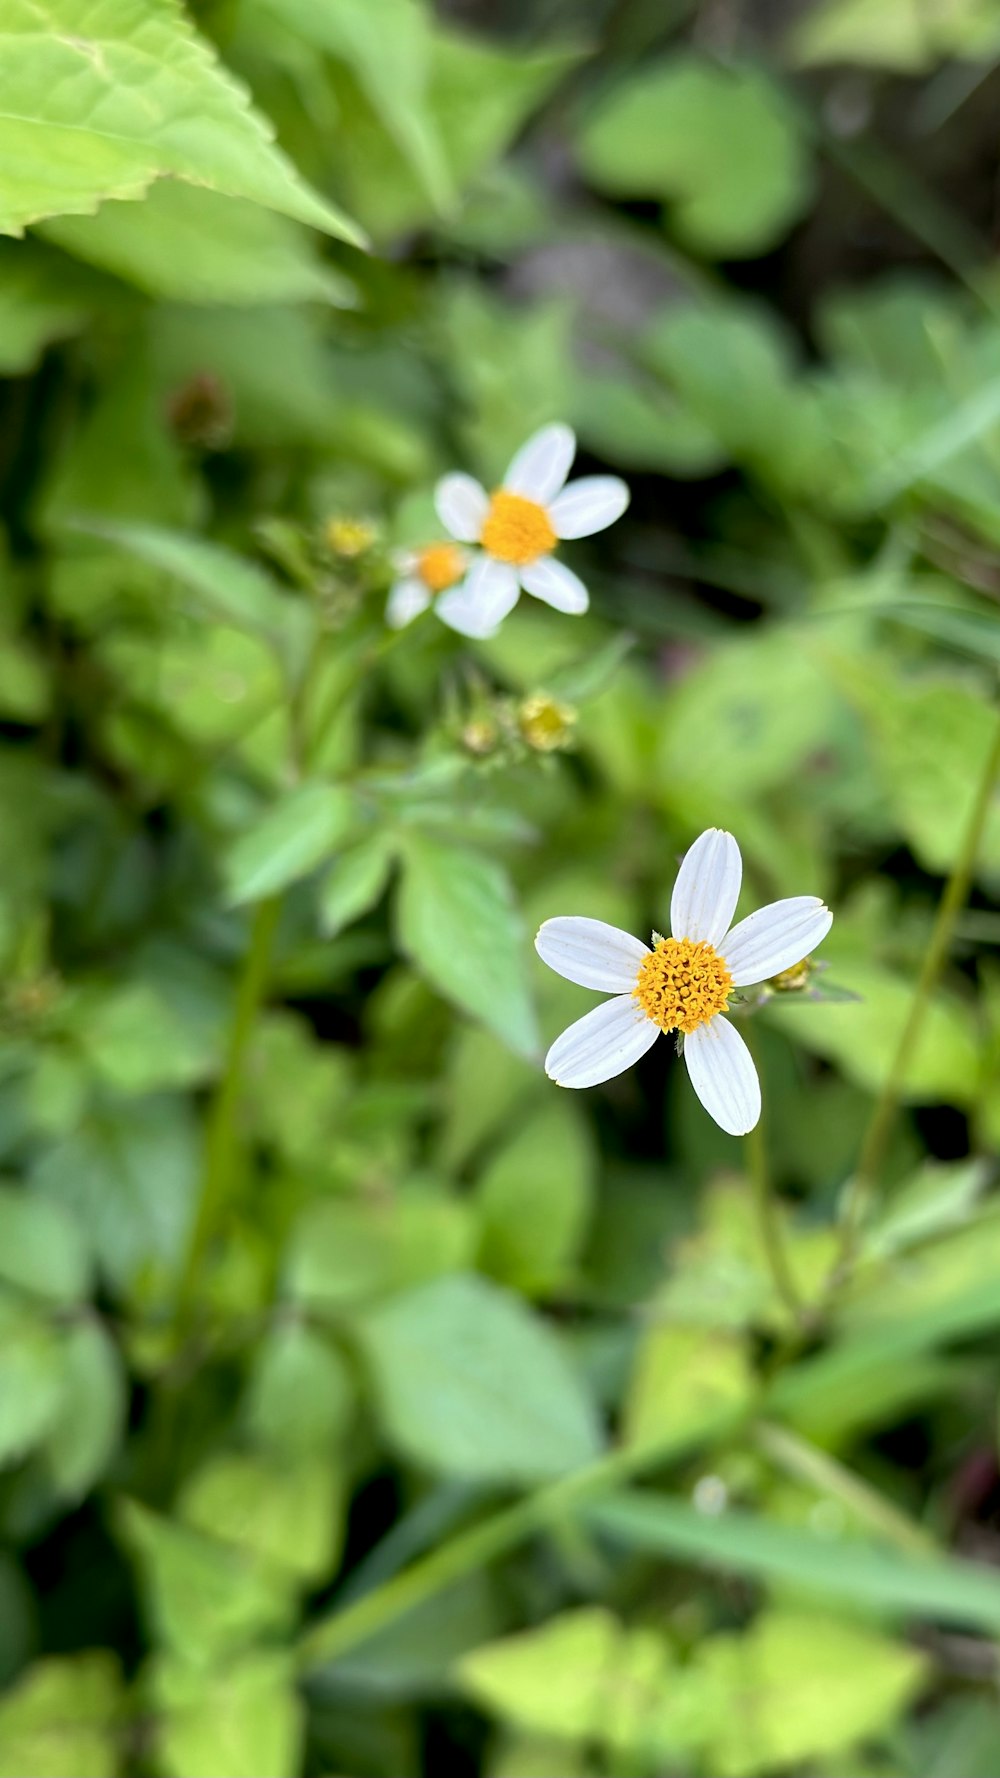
[
  {"xmin": 171, "ymin": 894, "xmax": 281, "ymax": 1336},
  {"xmin": 755, "ymin": 1421, "xmax": 934, "ymax": 1558},
  {"xmin": 296, "ymin": 1406, "xmax": 750, "ymax": 1673},
  {"xmin": 745, "ymin": 1102, "xmax": 803, "ymax": 1326},
  {"xmin": 742, "ymin": 1026, "xmax": 803, "ymax": 1325},
  {"xmin": 834, "ymin": 704, "xmax": 1000, "ymax": 1282}
]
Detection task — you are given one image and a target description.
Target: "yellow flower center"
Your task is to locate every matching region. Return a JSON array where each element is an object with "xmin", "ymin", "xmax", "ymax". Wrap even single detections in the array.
[
  {"xmin": 418, "ymin": 542, "xmax": 466, "ymax": 593},
  {"xmin": 633, "ymin": 936, "xmax": 733, "ymax": 1035},
  {"xmin": 480, "ymin": 491, "xmax": 557, "ymax": 565}
]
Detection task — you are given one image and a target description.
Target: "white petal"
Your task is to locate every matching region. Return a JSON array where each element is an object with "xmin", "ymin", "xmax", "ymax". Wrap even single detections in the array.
[
  {"xmin": 670, "ymin": 829, "xmax": 742, "ymax": 947},
  {"xmin": 684, "ymin": 1016, "xmax": 760, "ymax": 1135},
  {"xmin": 386, "ymin": 578, "xmax": 431, "ymax": 629},
  {"xmin": 721, "ymin": 897, "xmax": 833, "ymax": 987},
  {"xmin": 545, "ymin": 994, "xmax": 659, "ymax": 1089},
  {"xmin": 436, "ymin": 554, "xmax": 520, "ymax": 640},
  {"xmin": 520, "ymin": 556, "xmax": 589, "ymax": 614},
  {"xmin": 548, "ymin": 475, "xmax": 630, "ymax": 539},
  {"xmin": 503, "ymin": 423, "xmax": 576, "ymax": 502},
  {"xmin": 434, "ymin": 473, "xmax": 489, "ymax": 543},
  {"xmin": 536, "ymin": 917, "xmax": 649, "ymax": 992}
]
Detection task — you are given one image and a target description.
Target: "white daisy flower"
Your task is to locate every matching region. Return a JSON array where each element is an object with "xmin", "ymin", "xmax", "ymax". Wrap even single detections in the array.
[
  {"xmin": 385, "ymin": 541, "xmax": 479, "ymax": 633},
  {"xmin": 432, "ymin": 422, "xmax": 629, "ymax": 633},
  {"xmin": 535, "ymin": 828, "xmax": 833, "ymax": 1135}
]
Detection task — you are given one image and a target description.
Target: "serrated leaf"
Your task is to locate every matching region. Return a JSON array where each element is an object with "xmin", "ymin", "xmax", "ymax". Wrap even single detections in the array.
[
  {"xmin": 224, "ymin": 783, "xmax": 359, "ymax": 904},
  {"xmin": 43, "ymin": 183, "xmax": 357, "ymax": 306},
  {"xmin": 0, "ymin": 0, "xmax": 362, "ymax": 241},
  {"xmin": 357, "ymin": 1272, "xmax": 602, "ymax": 1482},
  {"xmin": 319, "ymin": 833, "xmax": 395, "ymax": 935},
  {"xmin": 397, "ymin": 833, "xmax": 539, "ymax": 1058}
]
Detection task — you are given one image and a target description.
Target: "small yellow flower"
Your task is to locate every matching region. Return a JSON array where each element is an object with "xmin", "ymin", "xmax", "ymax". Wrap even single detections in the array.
[
  {"xmin": 518, "ymin": 691, "xmax": 577, "ymax": 753},
  {"xmin": 326, "ymin": 517, "xmax": 377, "ymax": 558}
]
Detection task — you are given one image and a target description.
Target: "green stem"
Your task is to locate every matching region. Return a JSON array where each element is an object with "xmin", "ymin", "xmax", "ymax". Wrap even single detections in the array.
[
  {"xmin": 755, "ymin": 1421, "xmax": 934, "ymax": 1558},
  {"xmin": 833, "ymin": 703, "xmax": 1000, "ymax": 1282},
  {"xmin": 171, "ymin": 894, "xmax": 281, "ymax": 1337},
  {"xmin": 745, "ymin": 1105, "xmax": 803, "ymax": 1326},
  {"xmin": 296, "ymin": 1406, "xmax": 749, "ymax": 1673}
]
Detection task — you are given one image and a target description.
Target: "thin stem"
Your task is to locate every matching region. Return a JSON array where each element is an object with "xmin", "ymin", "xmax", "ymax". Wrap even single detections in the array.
[
  {"xmin": 296, "ymin": 1404, "xmax": 750, "ymax": 1673},
  {"xmin": 742, "ymin": 1028, "xmax": 803, "ymax": 1325},
  {"xmin": 755, "ymin": 1421, "xmax": 934, "ymax": 1558},
  {"xmin": 170, "ymin": 894, "xmax": 281, "ymax": 1338},
  {"xmin": 833, "ymin": 703, "xmax": 1000, "ymax": 1284}
]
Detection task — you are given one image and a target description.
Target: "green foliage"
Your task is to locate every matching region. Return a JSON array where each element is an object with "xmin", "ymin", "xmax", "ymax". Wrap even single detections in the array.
[{"xmin": 1, "ymin": 3, "xmax": 999, "ymax": 1773}]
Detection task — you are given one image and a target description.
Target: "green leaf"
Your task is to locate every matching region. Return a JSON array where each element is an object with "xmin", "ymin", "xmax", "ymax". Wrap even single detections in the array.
[
  {"xmin": 41, "ymin": 1322, "xmax": 125, "ymax": 1502},
  {"xmin": 224, "ymin": 783, "xmax": 360, "ymax": 905},
  {"xmin": 180, "ymin": 1452, "xmax": 344, "ymax": 1585},
  {"xmin": 0, "ymin": 241, "xmax": 95, "ymax": 373},
  {"xmin": 474, "ymin": 1102, "xmax": 594, "ymax": 1296},
  {"xmin": 0, "ymin": 1298, "xmax": 65, "ymax": 1467},
  {"xmin": 0, "ymin": 0, "xmax": 362, "ymax": 241},
  {"xmin": 242, "ymin": 1323, "xmax": 356, "ymax": 1457},
  {"xmin": 622, "ymin": 1323, "xmax": 754, "ymax": 1453},
  {"xmin": 766, "ymin": 960, "xmax": 978, "ymax": 1105},
  {"xmin": 85, "ymin": 521, "xmax": 294, "ymax": 639},
  {"xmin": 117, "ymin": 1499, "xmax": 297, "ymax": 1665},
  {"xmin": 357, "ymin": 1272, "xmax": 602, "ymax": 1482},
  {"xmin": 0, "ymin": 1184, "xmax": 90, "ymax": 1305},
  {"xmin": 152, "ymin": 1651, "xmax": 303, "ymax": 1778},
  {"xmin": 32, "ymin": 1097, "xmax": 199, "ymax": 1291},
  {"xmin": 397, "ymin": 834, "xmax": 539, "ymax": 1058},
  {"xmin": 43, "ymin": 182, "xmax": 356, "ymax": 306},
  {"xmin": 696, "ymin": 1610, "xmax": 927, "ymax": 1777},
  {"xmin": 0, "ymin": 1653, "xmax": 122, "ymax": 1778},
  {"xmin": 459, "ymin": 1608, "xmax": 623, "ymax": 1742},
  {"xmin": 577, "ymin": 55, "xmax": 812, "ymax": 256},
  {"xmin": 73, "ymin": 979, "xmax": 217, "ymax": 1095},
  {"xmin": 250, "ymin": 0, "xmax": 453, "ymax": 213},
  {"xmin": 588, "ymin": 1491, "xmax": 1000, "ymax": 1635},
  {"xmin": 319, "ymin": 833, "xmax": 395, "ymax": 935}
]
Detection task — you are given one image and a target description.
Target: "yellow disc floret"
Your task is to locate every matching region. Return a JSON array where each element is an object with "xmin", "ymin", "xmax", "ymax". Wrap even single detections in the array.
[
  {"xmin": 633, "ymin": 936, "xmax": 733, "ymax": 1034},
  {"xmin": 481, "ymin": 491, "xmax": 557, "ymax": 565},
  {"xmin": 418, "ymin": 542, "xmax": 466, "ymax": 593}
]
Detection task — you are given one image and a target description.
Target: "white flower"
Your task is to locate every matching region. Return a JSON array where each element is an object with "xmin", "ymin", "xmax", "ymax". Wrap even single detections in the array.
[
  {"xmin": 385, "ymin": 541, "xmax": 475, "ymax": 633},
  {"xmin": 432, "ymin": 423, "xmax": 629, "ymax": 635},
  {"xmin": 535, "ymin": 828, "xmax": 833, "ymax": 1135}
]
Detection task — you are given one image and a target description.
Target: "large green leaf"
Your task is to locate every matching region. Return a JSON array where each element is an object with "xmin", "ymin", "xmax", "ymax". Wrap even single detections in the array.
[
  {"xmin": 357, "ymin": 1273, "xmax": 602, "ymax": 1482},
  {"xmin": 180, "ymin": 1452, "xmax": 344, "ymax": 1585},
  {"xmin": 0, "ymin": 0, "xmax": 361, "ymax": 240},
  {"xmin": 43, "ymin": 182, "xmax": 356, "ymax": 306},
  {"xmin": 397, "ymin": 833, "xmax": 539, "ymax": 1058},
  {"xmin": 224, "ymin": 783, "xmax": 360, "ymax": 904}
]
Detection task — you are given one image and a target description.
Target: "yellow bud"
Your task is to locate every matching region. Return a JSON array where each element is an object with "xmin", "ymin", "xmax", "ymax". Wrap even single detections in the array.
[
  {"xmin": 518, "ymin": 691, "xmax": 576, "ymax": 753},
  {"xmin": 325, "ymin": 517, "xmax": 376, "ymax": 558}
]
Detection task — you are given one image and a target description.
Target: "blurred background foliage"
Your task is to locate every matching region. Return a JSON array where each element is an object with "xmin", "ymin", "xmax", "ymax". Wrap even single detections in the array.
[{"xmin": 2, "ymin": 1, "xmax": 1000, "ymax": 1775}]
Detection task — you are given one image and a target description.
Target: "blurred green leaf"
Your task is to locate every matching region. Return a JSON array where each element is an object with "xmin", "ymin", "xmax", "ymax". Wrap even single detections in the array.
[
  {"xmin": 0, "ymin": 1653, "xmax": 121, "ymax": 1778},
  {"xmin": 242, "ymin": 1322, "xmax": 356, "ymax": 1457},
  {"xmin": 589, "ymin": 1492, "xmax": 1000, "ymax": 1634},
  {"xmin": 225, "ymin": 784, "xmax": 359, "ymax": 904},
  {"xmin": 180, "ymin": 1452, "xmax": 344, "ymax": 1585},
  {"xmin": 623, "ymin": 1323, "xmax": 754, "ymax": 1453},
  {"xmin": 397, "ymin": 834, "xmax": 539, "ymax": 1058},
  {"xmin": 0, "ymin": 242, "xmax": 95, "ymax": 373},
  {"xmin": 0, "ymin": 1297, "xmax": 65, "ymax": 1466},
  {"xmin": 0, "ymin": 1184, "xmax": 90, "ymax": 1305},
  {"xmin": 358, "ymin": 1273, "xmax": 602, "ymax": 1481},
  {"xmin": 577, "ymin": 55, "xmax": 812, "ymax": 256},
  {"xmin": 474, "ymin": 1101, "xmax": 594, "ymax": 1296},
  {"xmin": 319, "ymin": 833, "xmax": 396, "ymax": 935},
  {"xmin": 41, "ymin": 1321, "xmax": 125, "ymax": 1502},
  {"xmin": 43, "ymin": 183, "xmax": 355, "ymax": 306},
  {"xmin": 152, "ymin": 1650, "xmax": 303, "ymax": 1778},
  {"xmin": 0, "ymin": 0, "xmax": 362, "ymax": 240}
]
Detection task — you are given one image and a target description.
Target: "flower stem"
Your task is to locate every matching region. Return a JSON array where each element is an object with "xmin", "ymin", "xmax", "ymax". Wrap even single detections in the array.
[
  {"xmin": 833, "ymin": 702, "xmax": 1000, "ymax": 1282},
  {"xmin": 171, "ymin": 894, "xmax": 281, "ymax": 1337},
  {"xmin": 745, "ymin": 1112, "xmax": 804, "ymax": 1325}
]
